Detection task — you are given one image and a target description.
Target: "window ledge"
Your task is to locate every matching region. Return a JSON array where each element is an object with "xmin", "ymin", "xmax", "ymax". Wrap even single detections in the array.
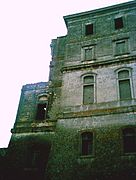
[
  {"xmin": 81, "ymin": 59, "xmax": 96, "ymax": 63},
  {"xmin": 77, "ymin": 155, "xmax": 95, "ymax": 164},
  {"xmin": 121, "ymin": 153, "xmax": 136, "ymax": 161},
  {"xmin": 79, "ymin": 155, "xmax": 94, "ymax": 159},
  {"xmin": 114, "ymin": 52, "xmax": 130, "ymax": 57},
  {"xmin": 122, "ymin": 152, "xmax": 136, "ymax": 156}
]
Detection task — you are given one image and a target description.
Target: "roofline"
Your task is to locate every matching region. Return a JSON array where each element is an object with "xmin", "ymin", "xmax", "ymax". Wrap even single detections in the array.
[{"xmin": 63, "ymin": 1, "xmax": 135, "ymax": 27}]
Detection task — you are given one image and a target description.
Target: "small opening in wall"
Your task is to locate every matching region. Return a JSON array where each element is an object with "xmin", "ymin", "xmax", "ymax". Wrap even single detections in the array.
[
  {"xmin": 36, "ymin": 103, "xmax": 47, "ymax": 120},
  {"xmin": 85, "ymin": 24, "xmax": 93, "ymax": 35},
  {"xmin": 114, "ymin": 17, "xmax": 123, "ymax": 30}
]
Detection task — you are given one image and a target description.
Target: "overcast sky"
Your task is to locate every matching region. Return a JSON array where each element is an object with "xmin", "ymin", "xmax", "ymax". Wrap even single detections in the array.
[{"xmin": 0, "ymin": 0, "xmax": 130, "ymax": 147}]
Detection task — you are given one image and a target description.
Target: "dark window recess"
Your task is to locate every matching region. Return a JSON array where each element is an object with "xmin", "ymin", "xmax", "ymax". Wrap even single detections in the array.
[
  {"xmin": 81, "ymin": 132, "xmax": 93, "ymax": 156},
  {"xmin": 36, "ymin": 103, "xmax": 46, "ymax": 120},
  {"xmin": 114, "ymin": 17, "xmax": 123, "ymax": 29},
  {"xmin": 85, "ymin": 24, "xmax": 93, "ymax": 35},
  {"xmin": 123, "ymin": 128, "xmax": 136, "ymax": 153}
]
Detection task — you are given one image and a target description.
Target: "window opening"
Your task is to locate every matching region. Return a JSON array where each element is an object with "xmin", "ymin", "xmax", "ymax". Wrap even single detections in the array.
[
  {"xmin": 85, "ymin": 48, "xmax": 93, "ymax": 61},
  {"xmin": 123, "ymin": 128, "xmax": 136, "ymax": 153},
  {"xmin": 81, "ymin": 132, "xmax": 93, "ymax": 155},
  {"xmin": 118, "ymin": 70, "xmax": 132, "ymax": 100},
  {"xmin": 83, "ymin": 76, "xmax": 95, "ymax": 104},
  {"xmin": 114, "ymin": 17, "xmax": 123, "ymax": 29},
  {"xmin": 32, "ymin": 150, "xmax": 41, "ymax": 167},
  {"xmin": 36, "ymin": 103, "xmax": 47, "ymax": 120},
  {"xmin": 85, "ymin": 24, "xmax": 93, "ymax": 35},
  {"xmin": 116, "ymin": 41, "xmax": 126, "ymax": 55}
]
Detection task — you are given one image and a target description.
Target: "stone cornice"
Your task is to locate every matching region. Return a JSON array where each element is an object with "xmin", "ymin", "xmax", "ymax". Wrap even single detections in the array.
[
  {"xmin": 62, "ymin": 105, "xmax": 136, "ymax": 119},
  {"xmin": 61, "ymin": 55, "xmax": 136, "ymax": 73},
  {"xmin": 64, "ymin": 1, "xmax": 136, "ymax": 27},
  {"xmin": 11, "ymin": 121, "xmax": 56, "ymax": 134}
]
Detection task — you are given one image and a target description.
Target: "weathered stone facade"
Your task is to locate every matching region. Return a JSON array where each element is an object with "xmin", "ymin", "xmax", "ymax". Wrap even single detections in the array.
[{"xmin": 1, "ymin": 1, "xmax": 136, "ymax": 180}]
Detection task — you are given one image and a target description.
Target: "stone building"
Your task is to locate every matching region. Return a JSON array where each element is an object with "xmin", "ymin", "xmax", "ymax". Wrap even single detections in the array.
[{"xmin": 1, "ymin": 1, "xmax": 136, "ymax": 180}]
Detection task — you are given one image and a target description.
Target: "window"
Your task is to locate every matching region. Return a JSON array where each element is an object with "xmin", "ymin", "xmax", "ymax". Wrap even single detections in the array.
[
  {"xmin": 116, "ymin": 41, "xmax": 126, "ymax": 55},
  {"xmin": 82, "ymin": 45, "xmax": 96, "ymax": 61},
  {"xmin": 123, "ymin": 128, "xmax": 136, "ymax": 153},
  {"xmin": 85, "ymin": 48, "xmax": 93, "ymax": 61},
  {"xmin": 81, "ymin": 132, "xmax": 93, "ymax": 156},
  {"xmin": 82, "ymin": 46, "xmax": 95, "ymax": 61},
  {"xmin": 83, "ymin": 75, "xmax": 95, "ymax": 104},
  {"xmin": 26, "ymin": 148, "xmax": 41, "ymax": 168},
  {"xmin": 32, "ymin": 150, "xmax": 41, "ymax": 167},
  {"xmin": 36, "ymin": 103, "xmax": 47, "ymax": 120},
  {"xmin": 114, "ymin": 17, "xmax": 123, "ymax": 29},
  {"xmin": 85, "ymin": 24, "xmax": 93, "ymax": 35},
  {"xmin": 36, "ymin": 94, "xmax": 48, "ymax": 120},
  {"xmin": 118, "ymin": 70, "xmax": 132, "ymax": 100},
  {"xmin": 113, "ymin": 38, "xmax": 129, "ymax": 56}
]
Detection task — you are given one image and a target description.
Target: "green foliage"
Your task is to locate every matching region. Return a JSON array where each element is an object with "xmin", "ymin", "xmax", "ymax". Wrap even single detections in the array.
[
  {"xmin": 46, "ymin": 125, "xmax": 136, "ymax": 180},
  {"xmin": 46, "ymin": 127, "xmax": 79, "ymax": 180},
  {"xmin": 48, "ymin": 97, "xmax": 63, "ymax": 121}
]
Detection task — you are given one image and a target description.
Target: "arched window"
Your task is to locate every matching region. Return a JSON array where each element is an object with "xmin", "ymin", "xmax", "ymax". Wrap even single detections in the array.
[
  {"xmin": 123, "ymin": 128, "xmax": 136, "ymax": 153},
  {"xmin": 118, "ymin": 69, "xmax": 132, "ymax": 100},
  {"xmin": 81, "ymin": 132, "xmax": 93, "ymax": 156},
  {"xmin": 36, "ymin": 94, "xmax": 48, "ymax": 120},
  {"xmin": 83, "ymin": 75, "xmax": 95, "ymax": 104}
]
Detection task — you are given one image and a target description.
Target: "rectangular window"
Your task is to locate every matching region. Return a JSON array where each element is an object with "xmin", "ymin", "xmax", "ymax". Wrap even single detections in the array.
[
  {"xmin": 36, "ymin": 103, "xmax": 46, "ymax": 120},
  {"xmin": 81, "ymin": 132, "xmax": 93, "ymax": 156},
  {"xmin": 123, "ymin": 128, "xmax": 136, "ymax": 153},
  {"xmin": 114, "ymin": 39, "xmax": 129, "ymax": 56},
  {"xmin": 85, "ymin": 48, "xmax": 93, "ymax": 61},
  {"xmin": 119, "ymin": 79, "xmax": 132, "ymax": 100},
  {"xmin": 85, "ymin": 24, "xmax": 93, "ymax": 35},
  {"xmin": 83, "ymin": 85, "xmax": 94, "ymax": 104},
  {"xmin": 124, "ymin": 135, "xmax": 136, "ymax": 153},
  {"xmin": 114, "ymin": 17, "xmax": 123, "ymax": 29},
  {"xmin": 82, "ymin": 46, "xmax": 95, "ymax": 61},
  {"xmin": 32, "ymin": 150, "xmax": 41, "ymax": 167},
  {"xmin": 116, "ymin": 41, "xmax": 126, "ymax": 55},
  {"xmin": 82, "ymin": 139, "xmax": 92, "ymax": 155}
]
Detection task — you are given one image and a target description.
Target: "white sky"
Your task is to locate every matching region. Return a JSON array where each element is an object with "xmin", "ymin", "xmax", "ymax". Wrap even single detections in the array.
[{"xmin": 0, "ymin": 0, "xmax": 130, "ymax": 147}]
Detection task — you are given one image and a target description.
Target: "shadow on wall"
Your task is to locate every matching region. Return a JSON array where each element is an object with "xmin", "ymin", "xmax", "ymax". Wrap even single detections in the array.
[{"xmin": 3, "ymin": 136, "xmax": 51, "ymax": 180}]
